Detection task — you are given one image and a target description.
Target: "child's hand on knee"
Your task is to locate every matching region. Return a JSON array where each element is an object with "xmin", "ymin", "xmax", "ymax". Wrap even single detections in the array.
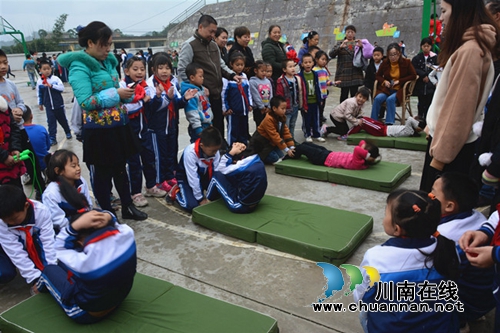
[
  {"xmin": 200, "ymin": 198, "xmax": 209, "ymax": 206},
  {"xmin": 287, "ymin": 149, "xmax": 295, "ymax": 158}
]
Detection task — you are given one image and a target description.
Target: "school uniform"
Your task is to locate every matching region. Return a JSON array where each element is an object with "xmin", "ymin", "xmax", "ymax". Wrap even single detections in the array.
[
  {"xmin": 206, "ymin": 153, "xmax": 267, "ymax": 213},
  {"xmin": 0, "ymin": 200, "xmax": 56, "ymax": 284},
  {"xmin": 475, "ymin": 210, "xmax": 500, "ymax": 330},
  {"xmin": 42, "ymin": 178, "xmax": 92, "ymax": 232},
  {"xmin": 175, "ymin": 139, "xmax": 220, "ymax": 213},
  {"xmin": 353, "ymin": 237, "xmax": 460, "ymax": 333},
  {"xmin": 438, "ymin": 210, "xmax": 496, "ymax": 322},
  {"xmin": 36, "ymin": 75, "xmax": 71, "ymax": 141},
  {"xmin": 39, "ymin": 218, "xmax": 136, "ymax": 324},
  {"xmin": 222, "ymin": 73, "xmax": 253, "ymax": 145},
  {"xmin": 120, "ymin": 78, "xmax": 157, "ymax": 192},
  {"xmin": 146, "ymin": 75, "xmax": 185, "ymax": 183}
]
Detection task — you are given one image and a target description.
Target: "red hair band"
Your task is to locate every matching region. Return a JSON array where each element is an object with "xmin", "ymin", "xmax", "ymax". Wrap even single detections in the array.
[
  {"xmin": 412, "ymin": 204, "xmax": 421, "ymax": 213},
  {"xmin": 428, "ymin": 193, "xmax": 437, "ymax": 200}
]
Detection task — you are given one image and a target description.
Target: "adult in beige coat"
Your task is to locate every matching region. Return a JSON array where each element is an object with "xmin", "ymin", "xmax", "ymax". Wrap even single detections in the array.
[{"xmin": 420, "ymin": 0, "xmax": 500, "ymax": 192}]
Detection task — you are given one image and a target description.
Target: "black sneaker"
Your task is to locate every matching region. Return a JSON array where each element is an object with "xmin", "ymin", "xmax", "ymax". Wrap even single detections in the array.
[{"xmin": 121, "ymin": 204, "xmax": 148, "ymax": 220}]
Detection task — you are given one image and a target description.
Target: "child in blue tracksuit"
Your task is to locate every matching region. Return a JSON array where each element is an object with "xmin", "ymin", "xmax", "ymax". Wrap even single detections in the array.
[
  {"xmin": 168, "ymin": 127, "xmax": 221, "ymax": 213},
  {"xmin": 431, "ymin": 173, "xmax": 495, "ymax": 330},
  {"xmin": 121, "ymin": 56, "xmax": 167, "ymax": 206},
  {"xmin": 42, "ymin": 149, "xmax": 92, "ymax": 233},
  {"xmin": 354, "ymin": 189, "xmax": 460, "ymax": 333},
  {"xmin": 459, "ymin": 205, "xmax": 500, "ymax": 331},
  {"xmin": 207, "ymin": 142, "xmax": 267, "ymax": 213},
  {"xmin": 0, "ymin": 185, "xmax": 56, "ymax": 291},
  {"xmin": 37, "ymin": 60, "xmax": 72, "ymax": 146},
  {"xmin": 299, "ymin": 53, "xmax": 323, "ymax": 142},
  {"xmin": 147, "ymin": 53, "xmax": 194, "ymax": 193},
  {"xmin": 181, "ymin": 63, "xmax": 213, "ymax": 143},
  {"xmin": 40, "ymin": 213, "xmax": 136, "ymax": 324},
  {"xmin": 222, "ymin": 53, "xmax": 253, "ymax": 145},
  {"xmin": 34, "ymin": 150, "xmax": 136, "ymax": 324}
]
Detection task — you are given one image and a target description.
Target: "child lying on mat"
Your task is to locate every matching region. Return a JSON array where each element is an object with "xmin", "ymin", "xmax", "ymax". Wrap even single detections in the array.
[
  {"xmin": 288, "ymin": 140, "xmax": 380, "ymax": 170},
  {"xmin": 348, "ymin": 116, "xmax": 425, "ymax": 137},
  {"xmin": 207, "ymin": 142, "xmax": 268, "ymax": 213}
]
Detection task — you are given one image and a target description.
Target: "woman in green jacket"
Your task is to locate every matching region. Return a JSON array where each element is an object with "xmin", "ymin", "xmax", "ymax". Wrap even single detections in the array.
[
  {"xmin": 261, "ymin": 25, "xmax": 288, "ymax": 82},
  {"xmin": 58, "ymin": 21, "xmax": 147, "ymax": 221}
]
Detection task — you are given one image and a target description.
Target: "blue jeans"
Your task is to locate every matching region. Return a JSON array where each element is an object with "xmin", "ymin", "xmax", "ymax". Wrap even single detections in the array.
[
  {"xmin": 286, "ymin": 105, "xmax": 299, "ymax": 138},
  {"xmin": 264, "ymin": 147, "xmax": 284, "ymax": 164},
  {"xmin": 371, "ymin": 91, "xmax": 397, "ymax": 125},
  {"xmin": 27, "ymin": 71, "xmax": 36, "ymax": 88}
]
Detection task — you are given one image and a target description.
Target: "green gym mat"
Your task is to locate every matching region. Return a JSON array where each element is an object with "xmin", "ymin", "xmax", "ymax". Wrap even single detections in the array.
[
  {"xmin": 192, "ymin": 195, "xmax": 373, "ymax": 264},
  {"xmin": 346, "ymin": 132, "xmax": 428, "ymax": 151},
  {"xmin": 0, "ymin": 273, "xmax": 278, "ymax": 333},
  {"xmin": 274, "ymin": 157, "xmax": 411, "ymax": 192}
]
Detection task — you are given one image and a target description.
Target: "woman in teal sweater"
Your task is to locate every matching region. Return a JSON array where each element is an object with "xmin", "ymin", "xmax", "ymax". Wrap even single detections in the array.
[{"xmin": 57, "ymin": 21, "xmax": 147, "ymax": 221}]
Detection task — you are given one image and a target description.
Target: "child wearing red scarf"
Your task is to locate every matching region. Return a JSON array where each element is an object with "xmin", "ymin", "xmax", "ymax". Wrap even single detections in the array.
[
  {"xmin": 146, "ymin": 54, "xmax": 196, "ymax": 193},
  {"xmin": 120, "ymin": 56, "xmax": 166, "ymax": 207}
]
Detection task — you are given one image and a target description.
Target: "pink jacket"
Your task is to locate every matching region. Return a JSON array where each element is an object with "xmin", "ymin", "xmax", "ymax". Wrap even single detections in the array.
[{"xmin": 324, "ymin": 141, "xmax": 369, "ymax": 170}]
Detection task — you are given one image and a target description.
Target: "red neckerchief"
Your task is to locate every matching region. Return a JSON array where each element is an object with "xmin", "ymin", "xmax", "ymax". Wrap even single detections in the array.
[
  {"xmin": 236, "ymin": 78, "xmax": 250, "ymax": 109},
  {"xmin": 131, "ymin": 80, "xmax": 148, "ymax": 103},
  {"xmin": 194, "ymin": 138, "xmax": 213, "ymax": 178},
  {"xmin": 491, "ymin": 204, "xmax": 500, "ymax": 246},
  {"xmin": 41, "ymin": 75, "xmax": 48, "ymax": 85},
  {"xmin": 423, "ymin": 52, "xmax": 430, "ymax": 57},
  {"xmin": 155, "ymin": 76, "xmax": 176, "ymax": 122},
  {"xmin": 17, "ymin": 200, "xmax": 45, "ymax": 271}
]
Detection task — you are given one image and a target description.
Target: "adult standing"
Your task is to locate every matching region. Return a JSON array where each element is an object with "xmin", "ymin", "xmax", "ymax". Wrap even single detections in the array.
[
  {"xmin": 420, "ymin": 0, "xmax": 500, "ymax": 192},
  {"xmin": 228, "ymin": 26, "xmax": 256, "ymax": 78},
  {"xmin": 57, "ymin": 21, "xmax": 147, "ymax": 220},
  {"xmin": 486, "ymin": 0, "xmax": 500, "ymax": 78},
  {"xmin": 370, "ymin": 43, "xmax": 417, "ymax": 125},
  {"xmin": 298, "ymin": 31, "xmax": 320, "ymax": 63},
  {"xmin": 178, "ymin": 15, "xmax": 240, "ymax": 143},
  {"xmin": 215, "ymin": 27, "xmax": 230, "ymax": 66},
  {"xmin": 261, "ymin": 25, "xmax": 287, "ymax": 82},
  {"xmin": 113, "ymin": 49, "xmax": 122, "ymax": 79},
  {"xmin": 329, "ymin": 25, "xmax": 366, "ymax": 103}
]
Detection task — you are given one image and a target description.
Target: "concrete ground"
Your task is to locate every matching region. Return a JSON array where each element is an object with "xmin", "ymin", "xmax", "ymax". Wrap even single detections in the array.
[{"xmin": 0, "ymin": 68, "xmax": 494, "ymax": 333}]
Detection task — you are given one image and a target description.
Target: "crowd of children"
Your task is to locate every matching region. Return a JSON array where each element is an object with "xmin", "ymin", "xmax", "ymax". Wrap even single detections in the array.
[{"xmin": 3, "ymin": 20, "xmax": 500, "ymax": 332}]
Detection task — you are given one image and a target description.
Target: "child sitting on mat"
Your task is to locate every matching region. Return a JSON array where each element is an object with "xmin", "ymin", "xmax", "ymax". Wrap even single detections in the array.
[
  {"xmin": 39, "ymin": 213, "xmax": 136, "ymax": 324},
  {"xmin": 348, "ymin": 116, "xmax": 425, "ymax": 137},
  {"xmin": 206, "ymin": 142, "xmax": 268, "ymax": 213},
  {"xmin": 250, "ymin": 96, "xmax": 296, "ymax": 164},
  {"xmin": 290, "ymin": 140, "xmax": 379, "ymax": 170},
  {"xmin": 167, "ymin": 126, "xmax": 222, "ymax": 213},
  {"xmin": 320, "ymin": 87, "xmax": 370, "ymax": 141}
]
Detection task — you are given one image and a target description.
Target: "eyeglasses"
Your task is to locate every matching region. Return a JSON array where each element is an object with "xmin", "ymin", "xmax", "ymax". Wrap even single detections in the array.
[{"xmin": 388, "ymin": 53, "xmax": 399, "ymax": 58}]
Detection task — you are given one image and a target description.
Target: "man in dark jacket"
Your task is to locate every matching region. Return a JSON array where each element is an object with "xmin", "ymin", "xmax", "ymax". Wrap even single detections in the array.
[{"xmin": 178, "ymin": 15, "xmax": 241, "ymax": 143}]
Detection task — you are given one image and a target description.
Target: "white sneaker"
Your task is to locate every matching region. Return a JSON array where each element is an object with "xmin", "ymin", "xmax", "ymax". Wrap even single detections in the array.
[
  {"xmin": 315, "ymin": 137, "xmax": 326, "ymax": 142},
  {"xmin": 145, "ymin": 186, "xmax": 167, "ymax": 197},
  {"xmin": 305, "ymin": 137, "xmax": 313, "ymax": 142},
  {"xmin": 132, "ymin": 193, "xmax": 148, "ymax": 207}
]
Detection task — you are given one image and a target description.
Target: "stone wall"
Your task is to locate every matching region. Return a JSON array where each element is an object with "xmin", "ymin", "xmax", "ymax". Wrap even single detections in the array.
[{"xmin": 168, "ymin": 0, "xmax": 425, "ymax": 58}]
